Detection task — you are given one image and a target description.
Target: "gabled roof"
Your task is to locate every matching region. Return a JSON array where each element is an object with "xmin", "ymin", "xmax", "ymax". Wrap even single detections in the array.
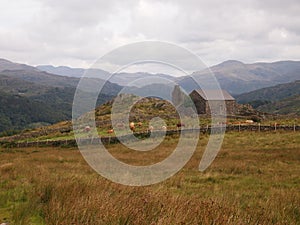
[{"xmin": 192, "ymin": 89, "xmax": 235, "ymax": 101}]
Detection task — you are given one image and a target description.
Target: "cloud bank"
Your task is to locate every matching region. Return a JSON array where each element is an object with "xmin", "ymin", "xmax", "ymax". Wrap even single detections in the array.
[{"xmin": 0, "ymin": 0, "xmax": 299, "ymax": 69}]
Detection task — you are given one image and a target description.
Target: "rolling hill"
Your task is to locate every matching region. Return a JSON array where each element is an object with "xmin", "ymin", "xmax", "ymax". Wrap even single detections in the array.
[
  {"xmin": 36, "ymin": 65, "xmax": 87, "ymax": 78},
  {"xmin": 236, "ymin": 80, "xmax": 300, "ymax": 115},
  {"xmin": 257, "ymin": 94, "xmax": 300, "ymax": 116},
  {"xmin": 0, "ymin": 91, "xmax": 68, "ymax": 133},
  {"xmin": 37, "ymin": 65, "xmax": 177, "ymax": 87},
  {"xmin": 178, "ymin": 60, "xmax": 300, "ymax": 94},
  {"xmin": 236, "ymin": 80, "xmax": 300, "ymax": 103},
  {"xmin": 39, "ymin": 60, "xmax": 300, "ymax": 95},
  {"xmin": 1, "ymin": 57, "xmax": 300, "ymax": 133},
  {"xmin": 0, "ymin": 95, "xmax": 180, "ymax": 142},
  {"xmin": 0, "ymin": 59, "xmax": 122, "ymax": 133},
  {"xmin": 0, "ymin": 58, "xmax": 122, "ymax": 95}
]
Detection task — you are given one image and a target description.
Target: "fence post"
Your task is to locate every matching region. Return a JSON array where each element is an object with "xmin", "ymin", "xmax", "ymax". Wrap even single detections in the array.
[
  {"xmin": 294, "ymin": 123, "xmax": 296, "ymax": 132},
  {"xmin": 238, "ymin": 122, "xmax": 241, "ymax": 132},
  {"xmin": 258, "ymin": 123, "xmax": 261, "ymax": 132}
]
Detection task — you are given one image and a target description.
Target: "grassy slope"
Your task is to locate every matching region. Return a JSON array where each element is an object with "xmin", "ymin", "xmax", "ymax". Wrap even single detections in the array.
[
  {"xmin": 0, "ymin": 63, "xmax": 122, "ymax": 134},
  {"xmin": 0, "ymin": 131, "xmax": 299, "ymax": 224},
  {"xmin": 0, "ymin": 82, "xmax": 117, "ymax": 134},
  {"xmin": 258, "ymin": 95, "xmax": 300, "ymax": 116},
  {"xmin": 236, "ymin": 80, "xmax": 300, "ymax": 103},
  {"xmin": 235, "ymin": 80, "xmax": 300, "ymax": 115},
  {"xmin": 0, "ymin": 97, "xmax": 180, "ymax": 141},
  {"xmin": 0, "ymin": 91, "xmax": 70, "ymax": 132},
  {"xmin": 2, "ymin": 94, "xmax": 300, "ymax": 143}
]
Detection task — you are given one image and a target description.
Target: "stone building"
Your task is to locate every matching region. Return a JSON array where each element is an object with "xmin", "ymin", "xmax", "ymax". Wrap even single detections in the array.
[
  {"xmin": 189, "ymin": 89, "xmax": 236, "ymax": 115},
  {"xmin": 172, "ymin": 85, "xmax": 185, "ymax": 107}
]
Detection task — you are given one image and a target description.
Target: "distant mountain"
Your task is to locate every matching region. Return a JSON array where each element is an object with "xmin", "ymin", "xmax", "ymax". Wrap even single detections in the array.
[
  {"xmin": 0, "ymin": 75, "xmax": 50, "ymax": 96},
  {"xmin": 37, "ymin": 65, "xmax": 177, "ymax": 87},
  {"xmin": 0, "ymin": 59, "xmax": 122, "ymax": 133},
  {"xmin": 110, "ymin": 72, "xmax": 177, "ymax": 87},
  {"xmin": 123, "ymin": 83, "xmax": 175, "ymax": 101},
  {"xmin": 0, "ymin": 58, "xmax": 79, "ymax": 88},
  {"xmin": 179, "ymin": 60, "xmax": 300, "ymax": 94},
  {"xmin": 1, "ymin": 57, "xmax": 300, "ymax": 133},
  {"xmin": 0, "ymin": 59, "xmax": 122, "ymax": 95},
  {"xmin": 236, "ymin": 80, "xmax": 300, "ymax": 103},
  {"xmin": 0, "ymin": 59, "xmax": 123, "ymax": 105},
  {"xmin": 38, "ymin": 60, "xmax": 300, "ymax": 94},
  {"xmin": 0, "ymin": 58, "xmax": 35, "ymax": 71},
  {"xmin": 235, "ymin": 80, "xmax": 300, "ymax": 115},
  {"xmin": 36, "ymin": 65, "xmax": 87, "ymax": 78}
]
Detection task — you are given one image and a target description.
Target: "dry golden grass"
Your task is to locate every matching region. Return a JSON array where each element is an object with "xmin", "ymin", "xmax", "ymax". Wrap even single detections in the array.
[{"xmin": 0, "ymin": 131, "xmax": 299, "ymax": 224}]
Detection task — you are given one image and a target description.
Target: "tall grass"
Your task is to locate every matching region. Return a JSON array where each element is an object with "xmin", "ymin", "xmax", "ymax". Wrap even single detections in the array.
[{"xmin": 0, "ymin": 131, "xmax": 299, "ymax": 224}]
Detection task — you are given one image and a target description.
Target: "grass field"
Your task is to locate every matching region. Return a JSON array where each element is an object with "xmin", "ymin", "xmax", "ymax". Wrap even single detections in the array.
[{"xmin": 0, "ymin": 131, "xmax": 299, "ymax": 224}]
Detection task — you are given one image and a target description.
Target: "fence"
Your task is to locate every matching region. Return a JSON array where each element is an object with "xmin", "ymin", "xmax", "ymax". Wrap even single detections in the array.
[{"xmin": 1, "ymin": 124, "xmax": 299, "ymax": 148}]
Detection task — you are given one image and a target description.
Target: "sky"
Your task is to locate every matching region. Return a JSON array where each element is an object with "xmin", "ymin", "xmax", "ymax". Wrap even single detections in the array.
[{"xmin": 0, "ymin": 0, "xmax": 300, "ymax": 71}]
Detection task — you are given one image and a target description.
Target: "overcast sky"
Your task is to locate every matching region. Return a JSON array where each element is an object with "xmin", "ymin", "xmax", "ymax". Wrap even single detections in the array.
[{"xmin": 0, "ymin": 0, "xmax": 299, "ymax": 70}]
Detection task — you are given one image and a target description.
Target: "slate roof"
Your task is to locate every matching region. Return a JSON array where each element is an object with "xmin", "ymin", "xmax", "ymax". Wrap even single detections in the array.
[{"xmin": 193, "ymin": 89, "xmax": 235, "ymax": 101}]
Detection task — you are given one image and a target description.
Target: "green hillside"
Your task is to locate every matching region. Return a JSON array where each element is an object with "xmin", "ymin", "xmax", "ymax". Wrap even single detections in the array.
[
  {"xmin": 0, "ymin": 59, "xmax": 122, "ymax": 134},
  {"xmin": 235, "ymin": 80, "xmax": 300, "ymax": 115},
  {"xmin": 179, "ymin": 60, "xmax": 300, "ymax": 94},
  {"xmin": 257, "ymin": 95, "xmax": 300, "ymax": 116},
  {"xmin": 0, "ymin": 74, "xmax": 51, "ymax": 96},
  {"xmin": 0, "ymin": 87, "xmax": 116, "ymax": 134},
  {"xmin": 0, "ymin": 91, "xmax": 67, "ymax": 134},
  {"xmin": 236, "ymin": 80, "xmax": 300, "ymax": 103}
]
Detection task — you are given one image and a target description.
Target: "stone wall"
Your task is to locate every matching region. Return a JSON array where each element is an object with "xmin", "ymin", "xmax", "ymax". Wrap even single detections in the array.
[
  {"xmin": 189, "ymin": 90, "xmax": 207, "ymax": 114},
  {"xmin": 2, "ymin": 125, "xmax": 299, "ymax": 148}
]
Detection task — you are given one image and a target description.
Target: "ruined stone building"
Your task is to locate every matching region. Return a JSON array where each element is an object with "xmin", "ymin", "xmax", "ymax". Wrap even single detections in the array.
[{"xmin": 189, "ymin": 89, "xmax": 236, "ymax": 115}]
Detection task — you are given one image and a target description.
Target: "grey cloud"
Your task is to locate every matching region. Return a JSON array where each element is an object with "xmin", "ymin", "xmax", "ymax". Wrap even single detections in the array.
[{"xmin": 0, "ymin": 0, "xmax": 299, "ymax": 68}]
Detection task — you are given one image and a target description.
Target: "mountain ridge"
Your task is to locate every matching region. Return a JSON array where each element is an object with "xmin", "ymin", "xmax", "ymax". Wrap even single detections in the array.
[
  {"xmin": 0, "ymin": 57, "xmax": 299, "ymax": 133},
  {"xmin": 38, "ymin": 59, "xmax": 300, "ymax": 94},
  {"xmin": 236, "ymin": 80, "xmax": 300, "ymax": 115},
  {"xmin": 37, "ymin": 65, "xmax": 178, "ymax": 87},
  {"xmin": 0, "ymin": 59, "xmax": 122, "ymax": 133},
  {"xmin": 177, "ymin": 60, "xmax": 300, "ymax": 94}
]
